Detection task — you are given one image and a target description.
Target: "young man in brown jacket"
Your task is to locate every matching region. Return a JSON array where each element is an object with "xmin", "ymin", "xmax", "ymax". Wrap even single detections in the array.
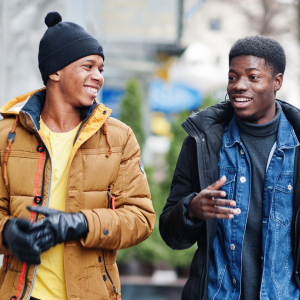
[{"xmin": 0, "ymin": 12, "xmax": 155, "ymax": 300}]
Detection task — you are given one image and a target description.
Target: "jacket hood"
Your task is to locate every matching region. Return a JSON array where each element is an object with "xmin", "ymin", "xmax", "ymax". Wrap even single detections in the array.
[
  {"xmin": 0, "ymin": 88, "xmax": 111, "ymax": 132},
  {"xmin": 0, "ymin": 88, "xmax": 45, "ymax": 117},
  {"xmin": 184, "ymin": 99, "xmax": 300, "ymax": 141}
]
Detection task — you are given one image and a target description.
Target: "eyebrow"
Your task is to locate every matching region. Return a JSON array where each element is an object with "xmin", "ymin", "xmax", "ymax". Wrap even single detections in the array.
[
  {"xmin": 229, "ymin": 67, "xmax": 260, "ymax": 72},
  {"xmin": 246, "ymin": 67, "xmax": 260, "ymax": 71},
  {"xmin": 82, "ymin": 59, "xmax": 104, "ymax": 67}
]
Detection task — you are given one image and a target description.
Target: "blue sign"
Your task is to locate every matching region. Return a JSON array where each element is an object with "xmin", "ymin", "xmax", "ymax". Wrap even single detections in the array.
[
  {"xmin": 149, "ymin": 79, "xmax": 203, "ymax": 114},
  {"xmin": 99, "ymin": 88, "xmax": 124, "ymax": 119}
]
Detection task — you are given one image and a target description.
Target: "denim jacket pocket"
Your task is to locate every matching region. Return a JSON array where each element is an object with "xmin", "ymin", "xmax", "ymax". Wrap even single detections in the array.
[
  {"xmin": 271, "ymin": 172, "xmax": 293, "ymax": 226},
  {"xmin": 218, "ymin": 167, "xmax": 237, "ymax": 201}
]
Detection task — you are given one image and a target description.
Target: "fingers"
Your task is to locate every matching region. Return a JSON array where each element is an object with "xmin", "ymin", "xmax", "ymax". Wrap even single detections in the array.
[
  {"xmin": 202, "ymin": 197, "xmax": 236, "ymax": 208},
  {"xmin": 207, "ymin": 175, "xmax": 227, "ymax": 191},
  {"xmin": 193, "ymin": 175, "xmax": 240, "ymax": 219},
  {"xmin": 190, "ymin": 187, "xmax": 240, "ymax": 220},
  {"xmin": 35, "ymin": 227, "xmax": 55, "ymax": 249},
  {"xmin": 204, "ymin": 199, "xmax": 240, "ymax": 218},
  {"xmin": 204, "ymin": 206, "xmax": 240, "ymax": 218},
  {"xmin": 194, "ymin": 188, "xmax": 236, "ymax": 207},
  {"xmin": 204, "ymin": 212, "xmax": 235, "ymax": 219},
  {"xmin": 27, "ymin": 206, "xmax": 61, "ymax": 217},
  {"xmin": 12, "ymin": 243, "xmax": 41, "ymax": 265},
  {"xmin": 35, "ymin": 233, "xmax": 55, "ymax": 252},
  {"xmin": 15, "ymin": 218, "xmax": 34, "ymax": 231},
  {"xmin": 200, "ymin": 190, "xmax": 228, "ymax": 201},
  {"xmin": 28, "ymin": 220, "xmax": 48, "ymax": 232},
  {"xmin": 199, "ymin": 209, "xmax": 240, "ymax": 220}
]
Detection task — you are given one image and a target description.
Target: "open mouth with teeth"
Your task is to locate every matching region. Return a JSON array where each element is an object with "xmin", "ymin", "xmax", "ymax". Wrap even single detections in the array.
[
  {"xmin": 84, "ymin": 86, "xmax": 99, "ymax": 99},
  {"xmin": 84, "ymin": 86, "xmax": 98, "ymax": 94},
  {"xmin": 234, "ymin": 97, "xmax": 251, "ymax": 102}
]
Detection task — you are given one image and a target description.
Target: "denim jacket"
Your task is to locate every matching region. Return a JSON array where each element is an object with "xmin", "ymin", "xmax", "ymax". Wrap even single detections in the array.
[{"xmin": 208, "ymin": 111, "xmax": 300, "ymax": 300}]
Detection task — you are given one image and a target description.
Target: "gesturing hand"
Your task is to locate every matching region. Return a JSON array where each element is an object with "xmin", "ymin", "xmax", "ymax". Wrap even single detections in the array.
[{"xmin": 189, "ymin": 175, "xmax": 240, "ymax": 220}]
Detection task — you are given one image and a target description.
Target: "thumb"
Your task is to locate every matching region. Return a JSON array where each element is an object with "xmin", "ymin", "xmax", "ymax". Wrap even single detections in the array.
[
  {"xmin": 207, "ymin": 175, "xmax": 227, "ymax": 191},
  {"xmin": 27, "ymin": 206, "xmax": 61, "ymax": 217},
  {"xmin": 15, "ymin": 218, "xmax": 33, "ymax": 231}
]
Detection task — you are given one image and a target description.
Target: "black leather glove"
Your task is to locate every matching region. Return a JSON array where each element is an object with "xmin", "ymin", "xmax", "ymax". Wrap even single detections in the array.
[
  {"xmin": 2, "ymin": 218, "xmax": 42, "ymax": 264},
  {"xmin": 27, "ymin": 206, "xmax": 89, "ymax": 252}
]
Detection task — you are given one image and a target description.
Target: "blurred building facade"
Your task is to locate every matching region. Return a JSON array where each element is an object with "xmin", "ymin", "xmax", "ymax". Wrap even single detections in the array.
[
  {"xmin": 0, "ymin": 0, "xmax": 182, "ymax": 105},
  {"xmin": 0, "ymin": 0, "xmax": 184, "ymax": 142},
  {"xmin": 1, "ymin": 0, "xmax": 298, "ymax": 109},
  {"xmin": 0, "ymin": 0, "xmax": 63, "ymax": 104}
]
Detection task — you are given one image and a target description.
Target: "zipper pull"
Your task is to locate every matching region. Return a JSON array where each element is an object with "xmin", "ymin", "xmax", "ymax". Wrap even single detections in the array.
[
  {"xmin": 113, "ymin": 286, "xmax": 120, "ymax": 299},
  {"xmin": 4, "ymin": 256, "xmax": 8, "ymax": 272},
  {"xmin": 107, "ymin": 185, "xmax": 111, "ymax": 209},
  {"xmin": 111, "ymin": 195, "xmax": 115, "ymax": 211},
  {"xmin": 107, "ymin": 185, "xmax": 116, "ymax": 211}
]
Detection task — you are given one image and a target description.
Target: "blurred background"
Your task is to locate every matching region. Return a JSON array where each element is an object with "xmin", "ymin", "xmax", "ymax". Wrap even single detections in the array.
[{"xmin": 0, "ymin": 0, "xmax": 300, "ymax": 299}]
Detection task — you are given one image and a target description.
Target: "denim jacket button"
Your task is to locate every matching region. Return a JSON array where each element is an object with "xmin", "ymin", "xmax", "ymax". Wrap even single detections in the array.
[
  {"xmin": 233, "ymin": 278, "xmax": 236, "ymax": 284},
  {"xmin": 230, "ymin": 244, "xmax": 235, "ymax": 251},
  {"xmin": 240, "ymin": 176, "xmax": 246, "ymax": 183},
  {"xmin": 240, "ymin": 149, "xmax": 245, "ymax": 155},
  {"xmin": 288, "ymin": 184, "xmax": 292, "ymax": 191}
]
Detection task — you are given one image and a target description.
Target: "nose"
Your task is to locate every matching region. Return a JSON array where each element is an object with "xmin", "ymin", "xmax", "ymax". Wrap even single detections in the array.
[
  {"xmin": 233, "ymin": 76, "xmax": 248, "ymax": 91},
  {"xmin": 91, "ymin": 70, "xmax": 104, "ymax": 87}
]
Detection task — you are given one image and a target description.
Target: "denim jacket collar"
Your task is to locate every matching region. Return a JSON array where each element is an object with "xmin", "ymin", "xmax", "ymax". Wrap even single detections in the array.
[
  {"xmin": 276, "ymin": 111, "xmax": 299, "ymax": 150},
  {"xmin": 225, "ymin": 110, "xmax": 299, "ymax": 150},
  {"xmin": 225, "ymin": 116, "xmax": 241, "ymax": 148}
]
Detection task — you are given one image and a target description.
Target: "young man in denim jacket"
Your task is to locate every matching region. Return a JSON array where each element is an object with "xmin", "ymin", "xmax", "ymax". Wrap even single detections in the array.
[{"xmin": 160, "ymin": 36, "xmax": 300, "ymax": 300}]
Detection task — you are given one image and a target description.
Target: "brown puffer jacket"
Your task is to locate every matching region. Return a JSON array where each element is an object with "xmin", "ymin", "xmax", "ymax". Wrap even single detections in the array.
[{"xmin": 0, "ymin": 88, "xmax": 155, "ymax": 300}]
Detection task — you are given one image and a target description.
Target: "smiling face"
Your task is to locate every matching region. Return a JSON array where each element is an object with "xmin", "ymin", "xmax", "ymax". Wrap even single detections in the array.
[
  {"xmin": 227, "ymin": 55, "xmax": 283, "ymax": 124},
  {"xmin": 54, "ymin": 54, "xmax": 104, "ymax": 108}
]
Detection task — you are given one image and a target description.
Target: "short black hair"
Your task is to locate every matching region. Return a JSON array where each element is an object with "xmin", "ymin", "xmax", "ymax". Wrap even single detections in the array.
[{"xmin": 229, "ymin": 36, "xmax": 286, "ymax": 75}]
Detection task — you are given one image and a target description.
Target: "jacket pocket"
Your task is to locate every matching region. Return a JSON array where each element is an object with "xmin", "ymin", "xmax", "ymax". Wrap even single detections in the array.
[
  {"xmin": 271, "ymin": 172, "xmax": 293, "ymax": 226},
  {"xmin": 107, "ymin": 185, "xmax": 114, "ymax": 209},
  {"xmin": 102, "ymin": 250, "xmax": 120, "ymax": 299},
  {"xmin": 218, "ymin": 167, "xmax": 237, "ymax": 201},
  {"xmin": 83, "ymin": 249, "xmax": 112, "ymax": 299}
]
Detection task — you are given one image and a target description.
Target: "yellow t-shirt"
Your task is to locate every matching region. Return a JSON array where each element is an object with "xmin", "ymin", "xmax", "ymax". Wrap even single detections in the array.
[{"xmin": 31, "ymin": 118, "xmax": 81, "ymax": 300}]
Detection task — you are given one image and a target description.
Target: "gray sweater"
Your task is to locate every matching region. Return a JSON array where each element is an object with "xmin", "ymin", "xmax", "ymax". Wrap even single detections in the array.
[{"xmin": 235, "ymin": 103, "xmax": 282, "ymax": 300}]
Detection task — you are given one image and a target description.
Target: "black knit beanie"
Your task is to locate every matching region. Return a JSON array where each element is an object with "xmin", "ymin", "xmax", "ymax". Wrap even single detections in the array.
[{"xmin": 38, "ymin": 12, "xmax": 104, "ymax": 85}]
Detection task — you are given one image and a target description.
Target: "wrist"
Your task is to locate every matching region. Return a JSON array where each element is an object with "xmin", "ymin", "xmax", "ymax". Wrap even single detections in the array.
[
  {"xmin": 78, "ymin": 212, "xmax": 88, "ymax": 237},
  {"xmin": 2, "ymin": 218, "xmax": 15, "ymax": 248},
  {"xmin": 189, "ymin": 198, "xmax": 196, "ymax": 219}
]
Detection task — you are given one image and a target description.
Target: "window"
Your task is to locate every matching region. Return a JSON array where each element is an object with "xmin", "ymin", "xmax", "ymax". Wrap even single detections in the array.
[{"xmin": 210, "ymin": 18, "xmax": 221, "ymax": 31}]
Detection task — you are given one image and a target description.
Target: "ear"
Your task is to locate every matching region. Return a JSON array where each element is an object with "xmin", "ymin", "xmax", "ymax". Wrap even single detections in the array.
[
  {"xmin": 48, "ymin": 70, "xmax": 61, "ymax": 82},
  {"xmin": 274, "ymin": 73, "xmax": 283, "ymax": 92}
]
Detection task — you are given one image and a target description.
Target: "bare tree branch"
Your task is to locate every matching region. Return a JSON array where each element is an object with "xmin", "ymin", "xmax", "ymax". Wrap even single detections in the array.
[{"xmin": 222, "ymin": 0, "xmax": 298, "ymax": 37}]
